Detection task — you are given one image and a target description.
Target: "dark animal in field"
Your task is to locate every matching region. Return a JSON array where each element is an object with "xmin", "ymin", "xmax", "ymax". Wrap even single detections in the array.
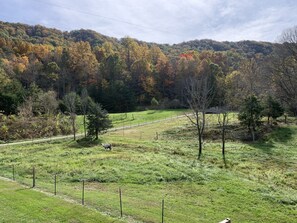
[{"xmin": 102, "ymin": 143, "xmax": 112, "ymax": 150}]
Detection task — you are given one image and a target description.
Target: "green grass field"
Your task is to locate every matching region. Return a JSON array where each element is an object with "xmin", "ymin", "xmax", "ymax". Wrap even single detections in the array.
[
  {"xmin": 0, "ymin": 179, "xmax": 123, "ymax": 223},
  {"xmin": 0, "ymin": 112, "xmax": 296, "ymax": 222},
  {"xmin": 76, "ymin": 109, "xmax": 188, "ymax": 133}
]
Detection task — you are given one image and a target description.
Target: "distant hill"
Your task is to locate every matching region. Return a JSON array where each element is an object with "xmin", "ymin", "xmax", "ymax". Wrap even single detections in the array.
[
  {"xmin": 0, "ymin": 21, "xmax": 276, "ymax": 56},
  {"xmin": 160, "ymin": 39, "xmax": 276, "ymax": 57},
  {"xmin": 0, "ymin": 21, "xmax": 119, "ymax": 47}
]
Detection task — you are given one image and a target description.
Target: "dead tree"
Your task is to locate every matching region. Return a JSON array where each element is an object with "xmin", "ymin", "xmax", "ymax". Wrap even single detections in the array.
[
  {"xmin": 81, "ymin": 88, "xmax": 89, "ymax": 138},
  {"xmin": 185, "ymin": 75, "xmax": 215, "ymax": 159},
  {"xmin": 217, "ymin": 108, "xmax": 230, "ymax": 158},
  {"xmin": 63, "ymin": 92, "xmax": 78, "ymax": 140}
]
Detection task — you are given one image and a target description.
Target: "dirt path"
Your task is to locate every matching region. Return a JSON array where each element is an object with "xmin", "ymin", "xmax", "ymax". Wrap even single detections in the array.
[{"xmin": 0, "ymin": 114, "xmax": 186, "ymax": 147}]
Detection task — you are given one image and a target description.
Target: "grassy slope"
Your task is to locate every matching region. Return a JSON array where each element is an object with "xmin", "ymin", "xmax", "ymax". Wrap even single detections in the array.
[
  {"xmin": 76, "ymin": 109, "xmax": 188, "ymax": 133},
  {"xmin": 0, "ymin": 179, "xmax": 122, "ymax": 223},
  {"xmin": 0, "ymin": 114, "xmax": 296, "ymax": 222}
]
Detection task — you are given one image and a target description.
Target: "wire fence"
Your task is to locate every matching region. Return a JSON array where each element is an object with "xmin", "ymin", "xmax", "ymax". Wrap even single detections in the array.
[
  {"xmin": 0, "ymin": 164, "xmax": 230, "ymax": 223},
  {"xmin": 0, "ymin": 113, "xmax": 235, "ymax": 222},
  {"xmin": 0, "ymin": 164, "xmax": 170, "ymax": 222}
]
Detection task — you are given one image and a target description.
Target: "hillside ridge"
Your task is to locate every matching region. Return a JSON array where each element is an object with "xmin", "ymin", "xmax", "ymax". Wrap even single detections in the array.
[{"xmin": 0, "ymin": 20, "xmax": 275, "ymax": 55}]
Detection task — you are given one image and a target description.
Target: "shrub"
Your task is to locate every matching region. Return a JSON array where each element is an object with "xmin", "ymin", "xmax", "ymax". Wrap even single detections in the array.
[
  {"xmin": 151, "ymin": 97, "xmax": 159, "ymax": 108},
  {"xmin": 0, "ymin": 113, "xmax": 72, "ymax": 141}
]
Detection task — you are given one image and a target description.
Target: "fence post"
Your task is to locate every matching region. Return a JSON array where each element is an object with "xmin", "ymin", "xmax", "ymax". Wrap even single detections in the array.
[
  {"xmin": 119, "ymin": 187, "xmax": 123, "ymax": 217},
  {"xmin": 82, "ymin": 180, "xmax": 85, "ymax": 205},
  {"xmin": 12, "ymin": 165, "xmax": 15, "ymax": 181},
  {"xmin": 162, "ymin": 199, "xmax": 165, "ymax": 223},
  {"xmin": 54, "ymin": 174, "xmax": 57, "ymax": 195},
  {"xmin": 32, "ymin": 167, "xmax": 36, "ymax": 188}
]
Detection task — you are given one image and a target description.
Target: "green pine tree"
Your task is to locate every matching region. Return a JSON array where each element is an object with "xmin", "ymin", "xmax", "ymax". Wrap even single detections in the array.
[
  {"xmin": 87, "ymin": 102, "xmax": 112, "ymax": 139},
  {"xmin": 238, "ymin": 95, "xmax": 263, "ymax": 141}
]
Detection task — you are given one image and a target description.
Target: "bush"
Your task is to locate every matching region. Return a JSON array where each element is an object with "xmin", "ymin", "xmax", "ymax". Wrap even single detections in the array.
[
  {"xmin": 151, "ymin": 97, "xmax": 159, "ymax": 107},
  {"xmin": 0, "ymin": 113, "xmax": 72, "ymax": 141}
]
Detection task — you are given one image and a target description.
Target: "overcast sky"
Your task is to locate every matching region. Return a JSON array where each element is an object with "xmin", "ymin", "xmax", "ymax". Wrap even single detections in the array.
[{"xmin": 1, "ymin": 0, "xmax": 297, "ymax": 44}]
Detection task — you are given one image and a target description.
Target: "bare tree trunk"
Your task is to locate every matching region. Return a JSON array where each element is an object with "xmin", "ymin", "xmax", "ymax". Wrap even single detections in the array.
[
  {"xmin": 222, "ymin": 127, "xmax": 225, "ymax": 157},
  {"xmin": 71, "ymin": 114, "xmax": 76, "ymax": 141},
  {"xmin": 198, "ymin": 133, "xmax": 202, "ymax": 159},
  {"xmin": 81, "ymin": 88, "xmax": 89, "ymax": 138},
  {"xmin": 199, "ymin": 111, "xmax": 206, "ymax": 159},
  {"xmin": 95, "ymin": 128, "xmax": 98, "ymax": 140},
  {"xmin": 64, "ymin": 92, "xmax": 78, "ymax": 140},
  {"xmin": 218, "ymin": 110, "xmax": 229, "ymax": 158},
  {"xmin": 195, "ymin": 110, "xmax": 204, "ymax": 159},
  {"xmin": 83, "ymin": 114, "xmax": 86, "ymax": 138},
  {"xmin": 251, "ymin": 127, "xmax": 255, "ymax": 142},
  {"xmin": 185, "ymin": 74, "xmax": 215, "ymax": 160}
]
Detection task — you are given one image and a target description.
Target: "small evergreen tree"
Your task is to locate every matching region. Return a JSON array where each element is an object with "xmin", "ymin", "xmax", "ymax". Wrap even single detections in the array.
[
  {"xmin": 87, "ymin": 102, "xmax": 112, "ymax": 139},
  {"xmin": 262, "ymin": 96, "xmax": 284, "ymax": 124},
  {"xmin": 238, "ymin": 95, "xmax": 263, "ymax": 141}
]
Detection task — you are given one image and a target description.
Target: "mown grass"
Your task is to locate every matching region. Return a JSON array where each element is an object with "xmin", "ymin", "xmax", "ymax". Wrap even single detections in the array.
[
  {"xmin": 0, "ymin": 114, "xmax": 296, "ymax": 222},
  {"xmin": 0, "ymin": 179, "xmax": 123, "ymax": 223}
]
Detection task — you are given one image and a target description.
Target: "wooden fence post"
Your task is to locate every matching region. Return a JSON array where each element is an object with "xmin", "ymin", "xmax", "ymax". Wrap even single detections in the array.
[
  {"xmin": 82, "ymin": 180, "xmax": 85, "ymax": 205},
  {"xmin": 162, "ymin": 199, "xmax": 165, "ymax": 223},
  {"xmin": 54, "ymin": 174, "xmax": 57, "ymax": 195},
  {"xmin": 32, "ymin": 167, "xmax": 36, "ymax": 188},
  {"xmin": 12, "ymin": 165, "xmax": 15, "ymax": 181},
  {"xmin": 119, "ymin": 187, "xmax": 123, "ymax": 217}
]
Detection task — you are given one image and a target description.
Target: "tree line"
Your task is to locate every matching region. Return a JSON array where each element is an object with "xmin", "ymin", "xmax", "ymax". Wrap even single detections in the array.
[
  {"xmin": 1, "ymin": 22, "xmax": 297, "ymax": 146},
  {"xmin": 0, "ymin": 21, "xmax": 290, "ymax": 115}
]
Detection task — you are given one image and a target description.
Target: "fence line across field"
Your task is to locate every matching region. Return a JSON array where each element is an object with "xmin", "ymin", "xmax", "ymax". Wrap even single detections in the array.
[{"xmin": 0, "ymin": 165, "xmax": 230, "ymax": 223}]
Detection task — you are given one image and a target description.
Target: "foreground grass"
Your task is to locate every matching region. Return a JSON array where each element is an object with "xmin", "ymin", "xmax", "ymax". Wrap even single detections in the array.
[
  {"xmin": 0, "ymin": 116, "xmax": 296, "ymax": 222},
  {"xmin": 0, "ymin": 179, "xmax": 122, "ymax": 223}
]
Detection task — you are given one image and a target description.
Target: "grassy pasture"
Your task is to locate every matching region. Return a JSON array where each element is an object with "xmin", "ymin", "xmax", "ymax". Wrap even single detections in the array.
[
  {"xmin": 0, "ymin": 113, "xmax": 296, "ymax": 222},
  {"xmin": 76, "ymin": 109, "xmax": 188, "ymax": 133},
  {"xmin": 0, "ymin": 179, "xmax": 123, "ymax": 223}
]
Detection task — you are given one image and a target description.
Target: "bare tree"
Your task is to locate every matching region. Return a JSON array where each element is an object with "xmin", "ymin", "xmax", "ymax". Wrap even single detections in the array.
[
  {"xmin": 279, "ymin": 26, "xmax": 297, "ymax": 58},
  {"xmin": 216, "ymin": 74, "xmax": 230, "ymax": 158},
  {"xmin": 18, "ymin": 97, "xmax": 33, "ymax": 118},
  {"xmin": 185, "ymin": 74, "xmax": 215, "ymax": 159},
  {"xmin": 37, "ymin": 91, "xmax": 59, "ymax": 115},
  {"xmin": 63, "ymin": 92, "xmax": 78, "ymax": 140},
  {"xmin": 271, "ymin": 26, "xmax": 297, "ymax": 115},
  {"xmin": 217, "ymin": 108, "xmax": 229, "ymax": 158},
  {"xmin": 81, "ymin": 88, "xmax": 89, "ymax": 138},
  {"xmin": 239, "ymin": 58, "xmax": 264, "ymax": 96}
]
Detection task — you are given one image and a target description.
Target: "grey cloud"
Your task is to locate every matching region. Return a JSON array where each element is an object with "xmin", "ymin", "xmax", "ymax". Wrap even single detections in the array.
[{"xmin": 0, "ymin": 0, "xmax": 297, "ymax": 44}]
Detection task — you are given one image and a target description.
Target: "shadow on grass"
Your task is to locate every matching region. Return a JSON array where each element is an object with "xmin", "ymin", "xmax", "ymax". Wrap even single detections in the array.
[
  {"xmin": 147, "ymin": 110, "xmax": 157, "ymax": 114},
  {"xmin": 69, "ymin": 137, "xmax": 103, "ymax": 148},
  {"xmin": 248, "ymin": 126, "xmax": 294, "ymax": 153},
  {"xmin": 14, "ymin": 187, "xmax": 31, "ymax": 191}
]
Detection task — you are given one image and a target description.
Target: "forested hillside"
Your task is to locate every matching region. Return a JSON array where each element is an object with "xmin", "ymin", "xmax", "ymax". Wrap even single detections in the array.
[{"xmin": 0, "ymin": 21, "xmax": 296, "ymax": 115}]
